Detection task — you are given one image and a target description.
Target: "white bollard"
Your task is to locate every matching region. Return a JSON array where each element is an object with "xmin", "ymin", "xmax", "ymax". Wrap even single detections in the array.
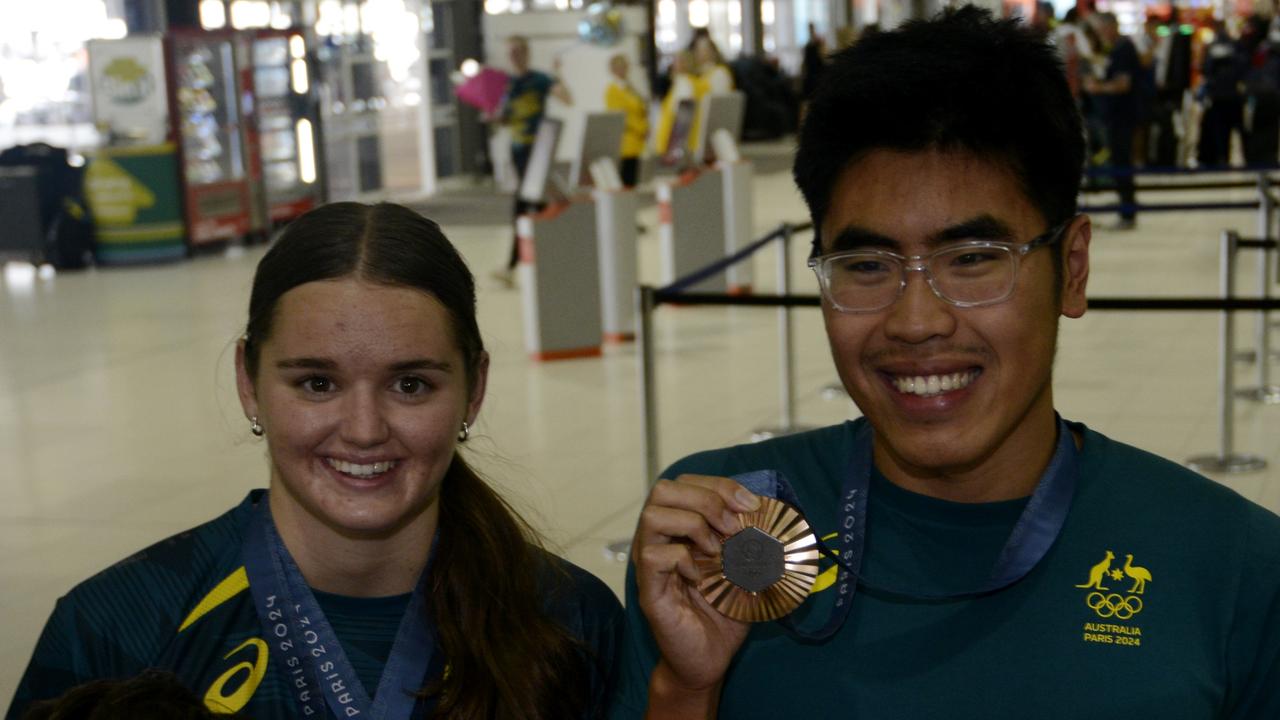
[
  {"xmin": 719, "ymin": 159, "xmax": 756, "ymax": 295},
  {"xmin": 656, "ymin": 169, "xmax": 728, "ymax": 292},
  {"xmin": 517, "ymin": 200, "xmax": 604, "ymax": 361},
  {"xmin": 594, "ymin": 187, "xmax": 639, "ymax": 343}
]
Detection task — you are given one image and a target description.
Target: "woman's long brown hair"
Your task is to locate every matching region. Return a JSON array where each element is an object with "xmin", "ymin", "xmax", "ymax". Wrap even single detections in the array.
[
  {"xmin": 243, "ymin": 202, "xmax": 593, "ymax": 718},
  {"xmin": 427, "ymin": 457, "xmax": 590, "ymax": 718}
]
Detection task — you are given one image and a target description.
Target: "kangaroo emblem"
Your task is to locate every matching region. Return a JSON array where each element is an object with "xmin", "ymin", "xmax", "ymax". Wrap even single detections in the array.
[{"xmin": 1075, "ymin": 550, "xmax": 1115, "ymax": 591}]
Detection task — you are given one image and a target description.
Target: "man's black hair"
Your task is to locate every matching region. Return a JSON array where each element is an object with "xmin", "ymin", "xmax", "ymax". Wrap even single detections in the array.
[{"xmin": 793, "ymin": 7, "xmax": 1085, "ymax": 255}]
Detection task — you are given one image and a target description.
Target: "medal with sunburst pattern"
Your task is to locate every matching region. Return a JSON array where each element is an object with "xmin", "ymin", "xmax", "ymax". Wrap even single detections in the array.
[{"xmin": 697, "ymin": 496, "xmax": 821, "ymax": 622}]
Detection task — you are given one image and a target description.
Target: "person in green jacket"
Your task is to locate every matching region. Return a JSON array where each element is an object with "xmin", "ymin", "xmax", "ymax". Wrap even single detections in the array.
[{"xmin": 613, "ymin": 8, "xmax": 1280, "ymax": 719}]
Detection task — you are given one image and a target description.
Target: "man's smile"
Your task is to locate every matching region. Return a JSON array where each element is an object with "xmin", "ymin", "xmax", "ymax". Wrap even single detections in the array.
[{"xmin": 887, "ymin": 369, "xmax": 983, "ymax": 398}]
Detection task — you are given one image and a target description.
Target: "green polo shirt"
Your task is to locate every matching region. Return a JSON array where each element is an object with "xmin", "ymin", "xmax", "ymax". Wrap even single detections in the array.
[{"xmin": 612, "ymin": 419, "xmax": 1280, "ymax": 719}]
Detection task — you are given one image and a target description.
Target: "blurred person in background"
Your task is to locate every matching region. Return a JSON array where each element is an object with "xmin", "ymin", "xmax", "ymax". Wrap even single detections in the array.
[
  {"xmin": 1073, "ymin": 12, "xmax": 1110, "ymax": 161},
  {"xmin": 1197, "ymin": 18, "xmax": 1246, "ymax": 167},
  {"xmin": 1240, "ymin": 14, "xmax": 1280, "ymax": 165},
  {"xmin": 605, "ymin": 54, "xmax": 649, "ymax": 188},
  {"xmin": 1084, "ymin": 12, "xmax": 1140, "ymax": 229},
  {"xmin": 1030, "ymin": 1, "xmax": 1056, "ymax": 37},
  {"xmin": 690, "ymin": 34, "xmax": 734, "ymax": 157},
  {"xmin": 493, "ymin": 35, "xmax": 573, "ymax": 289},
  {"xmin": 1052, "ymin": 8, "xmax": 1089, "ymax": 100},
  {"xmin": 691, "ymin": 33, "xmax": 735, "ymax": 94},
  {"xmin": 655, "ymin": 50, "xmax": 698, "ymax": 159},
  {"xmin": 801, "ymin": 23, "xmax": 829, "ymax": 107},
  {"xmin": 1133, "ymin": 16, "xmax": 1164, "ymax": 165}
]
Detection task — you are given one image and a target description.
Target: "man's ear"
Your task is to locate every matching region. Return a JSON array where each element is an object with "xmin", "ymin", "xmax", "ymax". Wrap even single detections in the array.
[
  {"xmin": 235, "ymin": 339, "xmax": 259, "ymax": 422},
  {"xmin": 1060, "ymin": 215, "xmax": 1091, "ymax": 319}
]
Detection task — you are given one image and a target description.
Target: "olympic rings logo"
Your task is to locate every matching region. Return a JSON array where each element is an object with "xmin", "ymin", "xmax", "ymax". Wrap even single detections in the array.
[{"xmin": 1086, "ymin": 592, "xmax": 1143, "ymax": 619}]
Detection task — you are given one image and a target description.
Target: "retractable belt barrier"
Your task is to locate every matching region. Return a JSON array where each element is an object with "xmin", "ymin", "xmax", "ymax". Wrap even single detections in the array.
[
  {"xmin": 1081, "ymin": 165, "xmax": 1280, "ymax": 193},
  {"xmin": 637, "ymin": 225, "xmax": 1280, "ymax": 491},
  {"xmin": 1083, "ymin": 164, "xmax": 1280, "ymax": 178},
  {"xmin": 1079, "ymin": 167, "xmax": 1277, "ymax": 216},
  {"xmin": 1079, "ymin": 201, "xmax": 1262, "ymax": 214},
  {"xmin": 1083, "ymin": 181, "xmax": 1262, "ymax": 193}
]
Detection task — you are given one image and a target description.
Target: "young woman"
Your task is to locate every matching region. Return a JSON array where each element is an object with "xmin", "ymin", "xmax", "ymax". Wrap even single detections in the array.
[{"xmin": 8, "ymin": 203, "xmax": 622, "ymax": 720}]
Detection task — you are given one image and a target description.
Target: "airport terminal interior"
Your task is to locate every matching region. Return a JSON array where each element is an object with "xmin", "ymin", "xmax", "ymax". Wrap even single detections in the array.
[
  {"xmin": 4, "ymin": 0, "xmax": 1280, "ymax": 713},
  {"xmin": 4, "ymin": 145, "xmax": 1280, "ymax": 705}
]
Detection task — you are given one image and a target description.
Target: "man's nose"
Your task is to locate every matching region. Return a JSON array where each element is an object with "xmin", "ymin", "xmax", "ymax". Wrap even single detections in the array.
[{"xmin": 882, "ymin": 269, "xmax": 957, "ymax": 344}]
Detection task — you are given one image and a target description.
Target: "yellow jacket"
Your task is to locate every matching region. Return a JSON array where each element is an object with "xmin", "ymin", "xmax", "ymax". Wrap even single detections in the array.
[{"xmin": 605, "ymin": 80, "xmax": 649, "ymax": 159}]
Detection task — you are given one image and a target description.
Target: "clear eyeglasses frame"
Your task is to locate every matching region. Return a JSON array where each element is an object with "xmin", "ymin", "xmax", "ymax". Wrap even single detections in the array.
[{"xmin": 806, "ymin": 217, "xmax": 1077, "ymax": 314}]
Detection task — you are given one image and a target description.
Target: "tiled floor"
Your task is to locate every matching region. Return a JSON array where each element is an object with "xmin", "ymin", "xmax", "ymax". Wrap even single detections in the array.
[{"xmin": 2, "ymin": 148, "xmax": 1278, "ymax": 710}]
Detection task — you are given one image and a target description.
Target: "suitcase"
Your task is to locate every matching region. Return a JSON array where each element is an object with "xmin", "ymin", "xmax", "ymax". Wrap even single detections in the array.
[
  {"xmin": 0, "ymin": 167, "xmax": 46, "ymax": 263},
  {"xmin": 0, "ymin": 144, "xmax": 94, "ymax": 269}
]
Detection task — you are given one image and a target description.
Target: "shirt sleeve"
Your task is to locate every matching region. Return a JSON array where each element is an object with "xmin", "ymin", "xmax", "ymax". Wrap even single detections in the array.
[
  {"xmin": 608, "ymin": 563, "xmax": 657, "ymax": 720},
  {"xmin": 580, "ymin": 576, "xmax": 625, "ymax": 720},
  {"xmin": 6, "ymin": 594, "xmax": 129, "ymax": 720},
  {"xmin": 1223, "ymin": 504, "xmax": 1280, "ymax": 718}
]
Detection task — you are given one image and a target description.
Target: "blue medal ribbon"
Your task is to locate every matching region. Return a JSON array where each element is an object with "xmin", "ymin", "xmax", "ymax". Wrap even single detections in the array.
[
  {"xmin": 242, "ymin": 498, "xmax": 436, "ymax": 719},
  {"xmin": 732, "ymin": 417, "xmax": 1079, "ymax": 641}
]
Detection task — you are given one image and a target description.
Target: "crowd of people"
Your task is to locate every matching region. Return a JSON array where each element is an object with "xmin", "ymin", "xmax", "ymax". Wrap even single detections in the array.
[
  {"xmin": 1050, "ymin": 6, "xmax": 1280, "ymax": 228},
  {"xmin": 7, "ymin": 8, "xmax": 1280, "ymax": 720}
]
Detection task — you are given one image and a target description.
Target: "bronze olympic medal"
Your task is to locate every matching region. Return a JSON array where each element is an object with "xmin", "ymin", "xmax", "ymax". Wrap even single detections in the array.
[{"xmin": 696, "ymin": 495, "xmax": 821, "ymax": 623}]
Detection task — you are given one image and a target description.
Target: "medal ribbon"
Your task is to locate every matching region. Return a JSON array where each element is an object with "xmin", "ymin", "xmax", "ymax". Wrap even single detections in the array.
[
  {"xmin": 731, "ymin": 416, "xmax": 1079, "ymax": 641},
  {"xmin": 242, "ymin": 499, "xmax": 436, "ymax": 719}
]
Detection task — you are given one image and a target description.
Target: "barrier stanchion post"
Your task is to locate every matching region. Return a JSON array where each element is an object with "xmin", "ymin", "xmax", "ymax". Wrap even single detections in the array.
[
  {"xmin": 639, "ymin": 284, "xmax": 660, "ymax": 486},
  {"xmin": 751, "ymin": 225, "xmax": 815, "ymax": 441},
  {"xmin": 1186, "ymin": 231, "xmax": 1268, "ymax": 474},
  {"xmin": 1234, "ymin": 179, "xmax": 1280, "ymax": 401},
  {"xmin": 606, "ymin": 284, "xmax": 660, "ymax": 563}
]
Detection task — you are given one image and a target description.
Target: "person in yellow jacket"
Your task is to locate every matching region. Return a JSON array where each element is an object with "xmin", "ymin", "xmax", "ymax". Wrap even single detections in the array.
[
  {"xmin": 693, "ymin": 35, "xmax": 734, "ymax": 94},
  {"xmin": 654, "ymin": 51, "xmax": 700, "ymax": 163},
  {"xmin": 605, "ymin": 54, "xmax": 649, "ymax": 188},
  {"xmin": 690, "ymin": 35, "xmax": 734, "ymax": 156}
]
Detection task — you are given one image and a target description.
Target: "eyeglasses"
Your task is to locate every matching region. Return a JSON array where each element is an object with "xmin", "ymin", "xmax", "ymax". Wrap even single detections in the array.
[{"xmin": 807, "ymin": 218, "xmax": 1075, "ymax": 314}]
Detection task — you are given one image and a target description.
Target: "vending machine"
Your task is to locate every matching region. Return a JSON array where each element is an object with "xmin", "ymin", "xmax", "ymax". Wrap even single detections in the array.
[
  {"xmin": 89, "ymin": 30, "xmax": 321, "ymax": 256},
  {"xmin": 248, "ymin": 29, "xmax": 320, "ymax": 223},
  {"xmin": 168, "ymin": 30, "xmax": 261, "ymax": 245}
]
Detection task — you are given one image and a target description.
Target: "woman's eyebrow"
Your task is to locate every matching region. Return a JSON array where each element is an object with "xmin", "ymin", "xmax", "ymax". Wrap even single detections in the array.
[
  {"xmin": 388, "ymin": 359, "xmax": 453, "ymax": 373},
  {"xmin": 275, "ymin": 357, "xmax": 336, "ymax": 370},
  {"xmin": 273, "ymin": 358, "xmax": 453, "ymax": 372}
]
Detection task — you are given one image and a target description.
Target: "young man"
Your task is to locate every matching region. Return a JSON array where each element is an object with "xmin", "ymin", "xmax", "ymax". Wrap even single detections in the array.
[
  {"xmin": 612, "ymin": 9, "xmax": 1280, "ymax": 719},
  {"xmin": 493, "ymin": 35, "xmax": 572, "ymax": 288},
  {"xmin": 1083, "ymin": 11, "xmax": 1141, "ymax": 229}
]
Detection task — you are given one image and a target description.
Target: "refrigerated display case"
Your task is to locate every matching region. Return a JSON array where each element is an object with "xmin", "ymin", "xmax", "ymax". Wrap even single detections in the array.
[
  {"xmin": 249, "ymin": 30, "xmax": 319, "ymax": 223},
  {"xmin": 169, "ymin": 30, "xmax": 259, "ymax": 245}
]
